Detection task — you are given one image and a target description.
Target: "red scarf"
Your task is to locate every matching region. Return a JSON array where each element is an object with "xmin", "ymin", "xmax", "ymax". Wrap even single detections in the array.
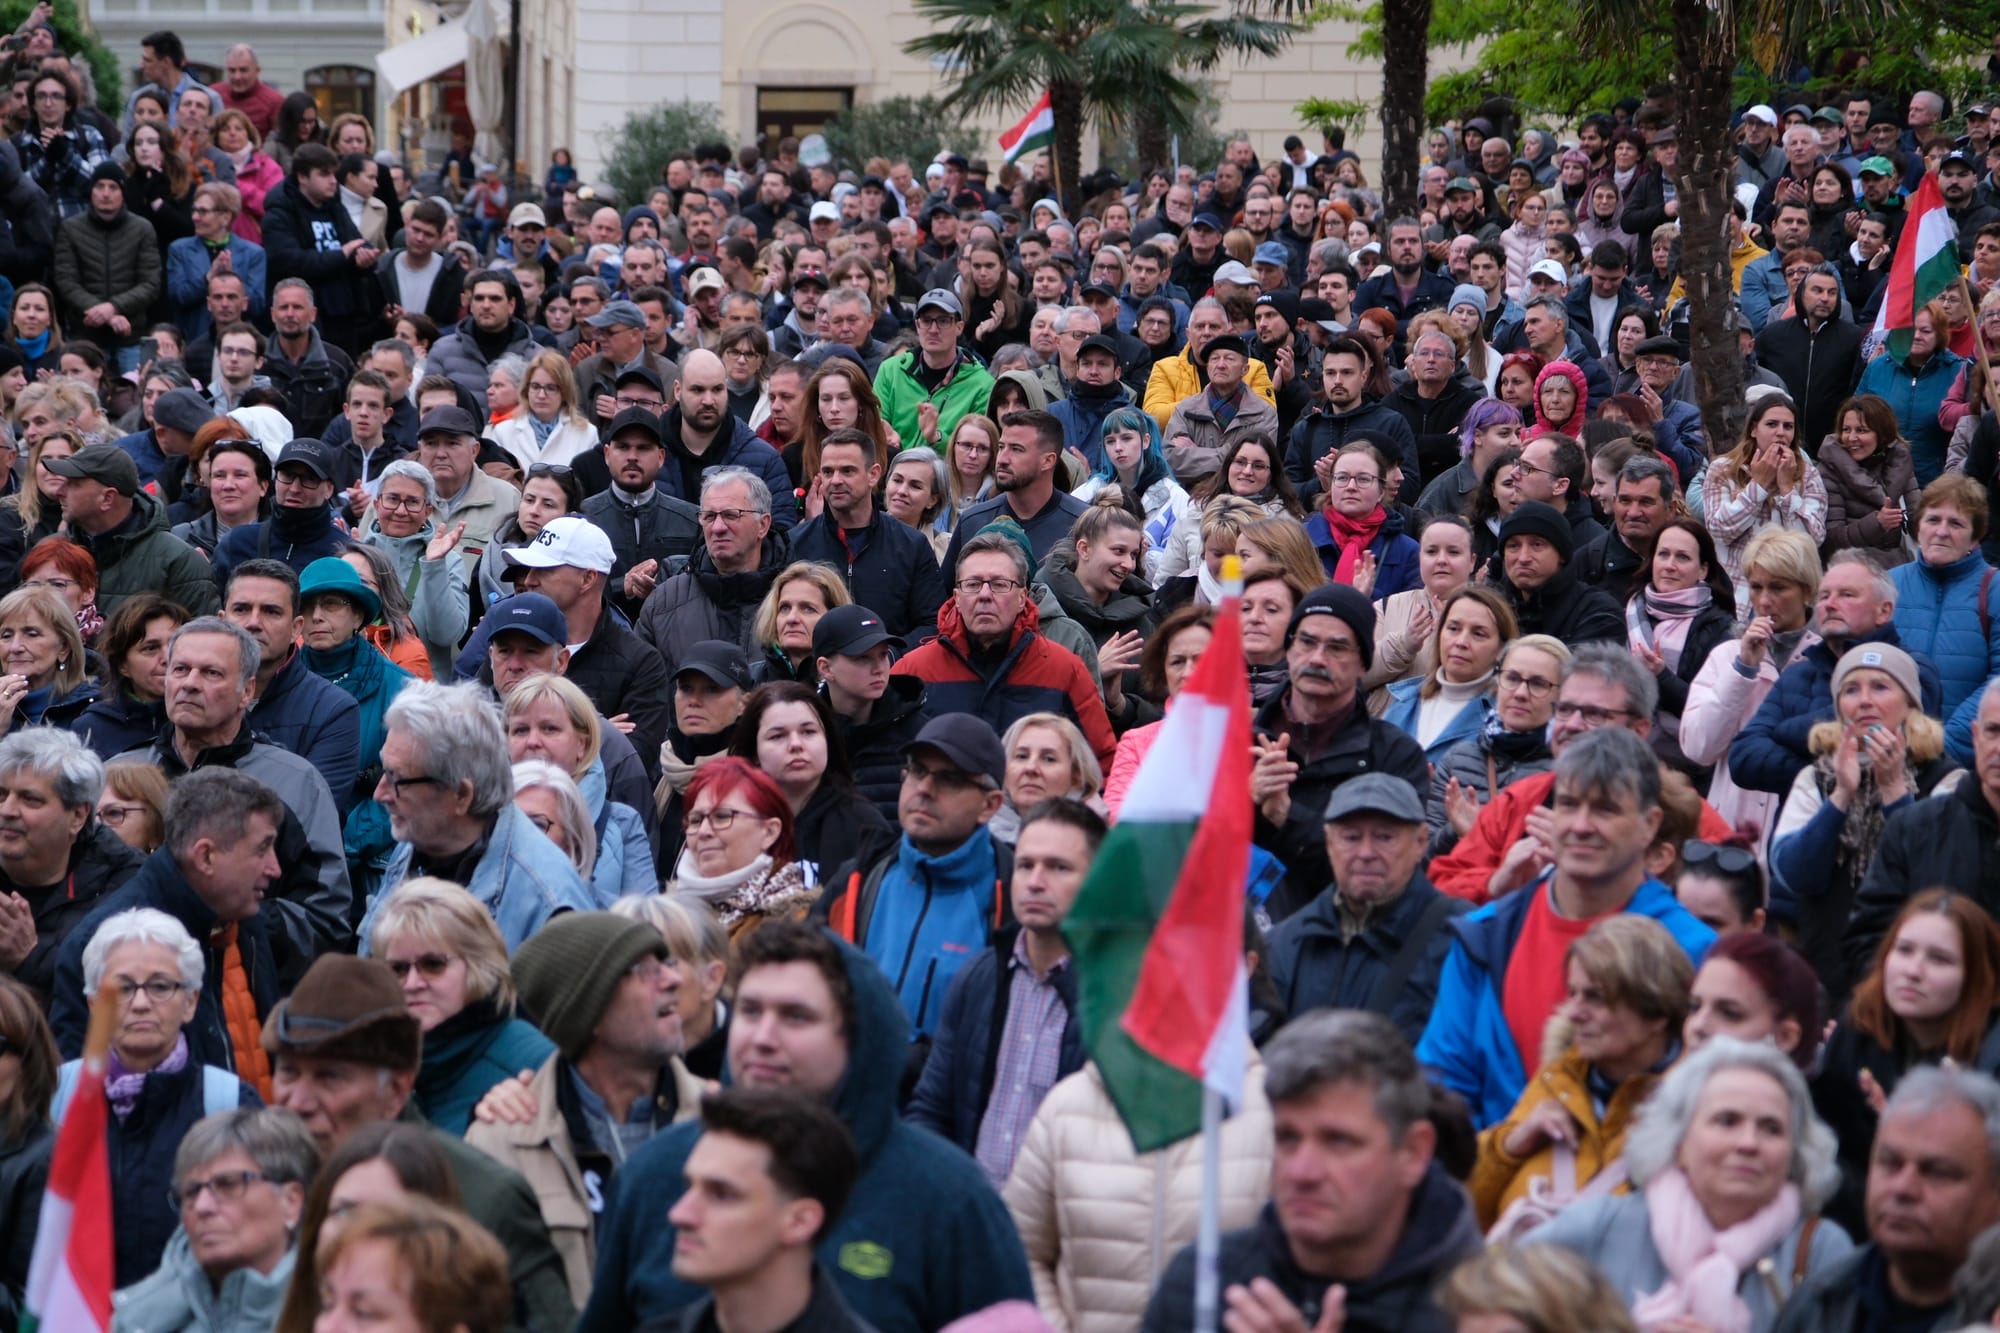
[{"xmin": 1322, "ymin": 503, "xmax": 1388, "ymax": 585}]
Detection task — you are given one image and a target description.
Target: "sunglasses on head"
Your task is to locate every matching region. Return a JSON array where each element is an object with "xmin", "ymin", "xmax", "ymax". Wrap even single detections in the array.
[
  {"xmin": 527, "ymin": 463, "xmax": 572, "ymax": 479},
  {"xmin": 1683, "ymin": 839, "xmax": 1757, "ymax": 876}
]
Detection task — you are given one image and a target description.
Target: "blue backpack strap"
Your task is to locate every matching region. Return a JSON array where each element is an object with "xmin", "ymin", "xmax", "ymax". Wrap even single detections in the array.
[
  {"xmin": 203, "ymin": 1065, "xmax": 242, "ymax": 1115},
  {"xmin": 51, "ymin": 1060, "xmax": 79, "ymax": 1124}
]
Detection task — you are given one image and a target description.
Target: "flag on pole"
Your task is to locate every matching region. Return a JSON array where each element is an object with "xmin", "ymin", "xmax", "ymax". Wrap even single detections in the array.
[
  {"xmin": 999, "ymin": 91, "xmax": 1055, "ymax": 166},
  {"xmin": 1873, "ymin": 172, "xmax": 1961, "ymax": 361},
  {"xmin": 21, "ymin": 995, "xmax": 116, "ymax": 1333},
  {"xmin": 1065, "ymin": 573, "xmax": 1252, "ymax": 1152}
]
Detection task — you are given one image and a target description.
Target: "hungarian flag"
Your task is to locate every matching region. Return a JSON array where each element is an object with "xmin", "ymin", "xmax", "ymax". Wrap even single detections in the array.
[
  {"xmin": 21, "ymin": 996, "xmax": 115, "ymax": 1333},
  {"xmin": 1066, "ymin": 584, "xmax": 1252, "ymax": 1152},
  {"xmin": 999, "ymin": 91, "xmax": 1055, "ymax": 166},
  {"xmin": 1873, "ymin": 171, "xmax": 1961, "ymax": 361}
]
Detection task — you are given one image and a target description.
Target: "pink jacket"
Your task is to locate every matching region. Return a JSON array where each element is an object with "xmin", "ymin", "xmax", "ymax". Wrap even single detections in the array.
[
  {"xmin": 1677, "ymin": 628, "xmax": 1821, "ymax": 858},
  {"xmin": 230, "ymin": 152, "xmax": 285, "ymax": 243},
  {"xmin": 1103, "ymin": 720, "xmax": 1161, "ymax": 817}
]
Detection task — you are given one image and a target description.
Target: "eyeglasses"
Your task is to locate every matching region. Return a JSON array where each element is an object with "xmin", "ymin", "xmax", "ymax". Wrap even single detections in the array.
[
  {"xmin": 21, "ymin": 576, "xmax": 76, "ymax": 593},
  {"xmin": 956, "ymin": 576, "xmax": 1024, "ymax": 595},
  {"xmin": 1552, "ymin": 701, "xmax": 1633, "ymax": 726},
  {"xmin": 528, "ymin": 462, "xmax": 573, "ymax": 479},
  {"xmin": 169, "ymin": 1169, "xmax": 269, "ymax": 1212},
  {"xmin": 379, "ymin": 771, "xmax": 441, "ymax": 797},
  {"xmin": 1512, "ymin": 459, "xmax": 1551, "ymax": 479},
  {"xmin": 915, "ymin": 315, "xmax": 958, "ymax": 330},
  {"xmin": 1329, "ymin": 473, "xmax": 1380, "ymax": 488},
  {"xmin": 376, "ymin": 493, "xmax": 428, "ymax": 512},
  {"xmin": 97, "ymin": 801, "xmax": 145, "ymax": 827},
  {"xmin": 686, "ymin": 806, "xmax": 759, "ymax": 831},
  {"xmin": 525, "ymin": 381, "xmax": 560, "ymax": 395},
  {"xmin": 614, "ymin": 396, "xmax": 664, "ymax": 411},
  {"xmin": 385, "ymin": 952, "xmax": 457, "ymax": 981},
  {"xmin": 1683, "ymin": 840, "xmax": 1758, "ymax": 875},
  {"xmin": 901, "ymin": 760, "xmax": 988, "ymax": 793},
  {"xmin": 1497, "ymin": 669, "xmax": 1559, "ymax": 698},
  {"xmin": 699, "ymin": 508, "xmax": 762, "ymax": 525},
  {"xmin": 111, "ymin": 977, "xmax": 189, "ymax": 1003}
]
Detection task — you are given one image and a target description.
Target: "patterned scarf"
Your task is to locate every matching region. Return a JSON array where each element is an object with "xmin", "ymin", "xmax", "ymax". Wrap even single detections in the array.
[
  {"xmin": 1206, "ymin": 384, "xmax": 1244, "ymax": 429},
  {"xmin": 106, "ymin": 1033, "xmax": 189, "ymax": 1121}
]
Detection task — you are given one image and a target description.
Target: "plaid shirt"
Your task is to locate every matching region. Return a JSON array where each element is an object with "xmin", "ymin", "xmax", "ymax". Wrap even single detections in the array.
[
  {"xmin": 973, "ymin": 933, "xmax": 1070, "ymax": 1186},
  {"xmin": 13, "ymin": 121, "xmax": 110, "ymax": 219}
]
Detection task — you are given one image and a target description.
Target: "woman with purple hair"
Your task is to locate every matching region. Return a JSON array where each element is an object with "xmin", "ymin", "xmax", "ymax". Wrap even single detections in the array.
[{"xmin": 1414, "ymin": 396, "xmax": 1524, "ymax": 520}]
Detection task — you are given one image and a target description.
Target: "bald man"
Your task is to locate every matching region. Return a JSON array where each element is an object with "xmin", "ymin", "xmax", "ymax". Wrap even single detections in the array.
[
  {"xmin": 212, "ymin": 44, "xmax": 283, "ymax": 137},
  {"xmin": 655, "ymin": 349, "xmax": 797, "ymax": 530}
]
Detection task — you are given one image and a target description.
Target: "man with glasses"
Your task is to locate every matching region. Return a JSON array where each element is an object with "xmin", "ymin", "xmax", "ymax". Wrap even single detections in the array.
[
  {"xmin": 873, "ymin": 288, "xmax": 996, "ymax": 452},
  {"xmin": 1511, "ymin": 435, "xmax": 1605, "ymax": 550},
  {"xmin": 1429, "ymin": 643, "xmax": 1733, "ymax": 905},
  {"xmin": 1417, "ymin": 727, "xmax": 1716, "ymax": 1127},
  {"xmin": 361, "ymin": 678, "xmax": 590, "ymax": 952},
  {"xmin": 212, "ymin": 439, "xmax": 347, "ymax": 581},
  {"xmin": 206, "ymin": 321, "xmax": 270, "ymax": 413},
  {"xmin": 0, "ymin": 728, "xmax": 142, "ymax": 1006},
  {"xmin": 814, "ymin": 714, "xmax": 1012, "ymax": 1043},
  {"xmin": 467, "ymin": 910, "xmax": 704, "ymax": 1304},
  {"xmin": 893, "ymin": 531, "xmax": 1115, "ymax": 772},
  {"xmin": 637, "ymin": 466, "xmax": 788, "ymax": 681}
]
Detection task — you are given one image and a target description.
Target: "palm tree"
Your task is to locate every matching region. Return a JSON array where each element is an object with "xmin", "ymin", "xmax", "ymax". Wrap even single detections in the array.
[{"xmin": 906, "ymin": 0, "xmax": 1296, "ymax": 207}]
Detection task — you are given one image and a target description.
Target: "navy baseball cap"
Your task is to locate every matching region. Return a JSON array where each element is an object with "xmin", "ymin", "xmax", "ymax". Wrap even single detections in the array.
[
  {"xmin": 902, "ymin": 714, "xmax": 1005, "ymax": 787},
  {"xmin": 484, "ymin": 593, "xmax": 566, "ymax": 647},
  {"xmin": 812, "ymin": 604, "xmax": 903, "ymax": 659},
  {"xmin": 1189, "ymin": 212, "xmax": 1225, "ymax": 232}
]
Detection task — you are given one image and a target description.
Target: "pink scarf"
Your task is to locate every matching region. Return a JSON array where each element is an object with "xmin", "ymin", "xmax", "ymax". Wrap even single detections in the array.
[
  {"xmin": 1632, "ymin": 1166, "xmax": 1801, "ymax": 1333},
  {"xmin": 1321, "ymin": 503, "xmax": 1387, "ymax": 585}
]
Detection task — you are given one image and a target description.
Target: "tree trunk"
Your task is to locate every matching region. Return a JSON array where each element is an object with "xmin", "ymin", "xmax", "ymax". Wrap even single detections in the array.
[
  {"xmin": 1136, "ymin": 117, "xmax": 1170, "ymax": 178},
  {"xmin": 1050, "ymin": 78, "xmax": 1086, "ymax": 215},
  {"xmin": 1379, "ymin": 0, "xmax": 1433, "ymax": 219},
  {"xmin": 1674, "ymin": 0, "xmax": 1748, "ymax": 452}
]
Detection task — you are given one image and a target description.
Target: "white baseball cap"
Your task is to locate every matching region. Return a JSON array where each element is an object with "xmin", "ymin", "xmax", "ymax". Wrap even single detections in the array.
[
  {"xmin": 1527, "ymin": 259, "xmax": 1570, "ymax": 286},
  {"xmin": 809, "ymin": 200, "xmax": 840, "ymax": 223},
  {"xmin": 1212, "ymin": 260, "xmax": 1259, "ymax": 287},
  {"xmin": 1743, "ymin": 105, "xmax": 1779, "ymax": 127},
  {"xmin": 504, "ymin": 516, "xmax": 615, "ymax": 574}
]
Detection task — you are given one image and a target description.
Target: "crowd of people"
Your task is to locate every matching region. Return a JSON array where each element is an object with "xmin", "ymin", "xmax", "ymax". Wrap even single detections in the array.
[{"xmin": 14, "ymin": 9, "xmax": 2000, "ymax": 1333}]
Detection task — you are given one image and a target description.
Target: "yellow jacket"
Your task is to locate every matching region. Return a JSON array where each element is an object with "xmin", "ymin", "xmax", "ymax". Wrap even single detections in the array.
[
  {"xmin": 1141, "ymin": 347, "xmax": 1277, "ymax": 430},
  {"xmin": 1468, "ymin": 1045, "xmax": 1657, "ymax": 1230},
  {"xmin": 1666, "ymin": 237, "xmax": 1768, "ymax": 308}
]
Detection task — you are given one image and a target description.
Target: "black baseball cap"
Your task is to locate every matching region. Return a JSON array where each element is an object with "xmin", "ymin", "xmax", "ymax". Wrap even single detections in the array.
[
  {"xmin": 902, "ymin": 714, "xmax": 1005, "ymax": 787},
  {"xmin": 43, "ymin": 443, "xmax": 139, "ymax": 496},
  {"xmin": 613, "ymin": 365, "xmax": 665, "ymax": 395},
  {"xmin": 676, "ymin": 640, "xmax": 753, "ymax": 691},
  {"xmin": 1080, "ymin": 280, "xmax": 1117, "ymax": 300},
  {"xmin": 608, "ymin": 406, "xmax": 664, "ymax": 444},
  {"xmin": 418, "ymin": 405, "xmax": 480, "ymax": 438},
  {"xmin": 275, "ymin": 438, "xmax": 335, "ymax": 481},
  {"xmin": 1076, "ymin": 333, "xmax": 1124, "ymax": 366},
  {"xmin": 812, "ymin": 604, "xmax": 904, "ymax": 659}
]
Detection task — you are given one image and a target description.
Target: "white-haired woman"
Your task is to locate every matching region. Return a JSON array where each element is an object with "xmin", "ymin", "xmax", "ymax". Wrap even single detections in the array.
[
  {"xmin": 511, "ymin": 759, "xmax": 599, "ymax": 884},
  {"xmin": 358, "ymin": 459, "xmax": 471, "ymax": 678},
  {"xmin": 1527, "ymin": 1036, "xmax": 1853, "ymax": 1331},
  {"xmin": 503, "ymin": 673, "xmax": 655, "ymax": 905},
  {"xmin": 62, "ymin": 908, "xmax": 260, "ymax": 1291}
]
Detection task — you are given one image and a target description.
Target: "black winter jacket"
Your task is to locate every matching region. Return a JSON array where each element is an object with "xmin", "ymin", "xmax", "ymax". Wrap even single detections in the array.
[
  {"xmin": 1384, "ymin": 377, "xmax": 1482, "ymax": 485},
  {"xmin": 1492, "ymin": 560, "xmax": 1624, "ymax": 645},
  {"xmin": 793, "ymin": 780, "xmax": 890, "ymax": 888},
  {"xmin": 4, "ymin": 820, "xmax": 142, "ymax": 1004},
  {"xmin": 581, "ymin": 486, "xmax": 703, "ymax": 623},
  {"xmin": 568, "ymin": 604, "xmax": 674, "ymax": 790},
  {"xmin": 906, "ymin": 925, "xmax": 1086, "ymax": 1153},
  {"xmin": 0, "ymin": 1124, "xmax": 49, "ymax": 1330},
  {"xmin": 1286, "ymin": 399, "xmax": 1421, "ymax": 506},
  {"xmin": 1265, "ymin": 873, "xmax": 1468, "ymax": 1046},
  {"xmin": 789, "ymin": 509, "xmax": 948, "ymax": 640},
  {"xmin": 1755, "ymin": 315, "xmax": 1865, "ymax": 454},
  {"xmin": 260, "ymin": 176, "xmax": 368, "ymax": 325},
  {"xmin": 1573, "ymin": 529, "xmax": 1646, "ymax": 599},
  {"xmin": 1847, "ymin": 778, "xmax": 2000, "ymax": 982},
  {"xmin": 835, "ymin": 676, "xmax": 932, "ymax": 824}
]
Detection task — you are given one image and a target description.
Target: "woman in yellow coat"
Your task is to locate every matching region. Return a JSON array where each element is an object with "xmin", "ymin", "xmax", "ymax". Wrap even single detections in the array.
[{"xmin": 1471, "ymin": 914, "xmax": 1694, "ymax": 1232}]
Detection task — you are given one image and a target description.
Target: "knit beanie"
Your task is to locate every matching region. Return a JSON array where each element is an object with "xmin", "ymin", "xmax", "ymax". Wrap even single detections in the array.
[
  {"xmin": 1497, "ymin": 500, "xmax": 1574, "ymax": 563},
  {"xmin": 1285, "ymin": 583, "xmax": 1376, "ymax": 668},
  {"xmin": 975, "ymin": 516, "xmax": 1038, "ymax": 583},
  {"xmin": 89, "ymin": 161, "xmax": 125, "ymax": 190},
  {"xmin": 511, "ymin": 912, "xmax": 668, "ymax": 1060},
  {"xmin": 1449, "ymin": 283, "xmax": 1488, "ymax": 317},
  {"xmin": 1829, "ymin": 642, "xmax": 1923, "ymax": 711}
]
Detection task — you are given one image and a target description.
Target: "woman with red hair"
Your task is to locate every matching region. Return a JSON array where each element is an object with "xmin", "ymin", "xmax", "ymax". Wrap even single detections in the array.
[
  {"xmin": 18, "ymin": 535, "xmax": 101, "ymax": 644},
  {"xmin": 666, "ymin": 756, "xmax": 813, "ymax": 944},
  {"xmin": 1527, "ymin": 360, "xmax": 1589, "ymax": 438}
]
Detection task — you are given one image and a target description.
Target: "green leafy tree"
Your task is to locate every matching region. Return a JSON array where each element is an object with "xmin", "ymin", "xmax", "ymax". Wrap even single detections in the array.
[
  {"xmin": 596, "ymin": 100, "xmax": 726, "ymax": 207},
  {"xmin": 1, "ymin": 0, "xmax": 121, "ymax": 113},
  {"xmin": 906, "ymin": 0, "xmax": 1297, "ymax": 206},
  {"xmin": 822, "ymin": 95, "xmax": 978, "ymax": 171}
]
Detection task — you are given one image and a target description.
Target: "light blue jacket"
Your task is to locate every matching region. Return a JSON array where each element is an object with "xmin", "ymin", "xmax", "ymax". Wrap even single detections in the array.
[
  {"xmin": 1380, "ymin": 678, "xmax": 1491, "ymax": 763},
  {"xmin": 1890, "ymin": 550, "xmax": 2000, "ymax": 767},
  {"xmin": 579, "ymin": 756, "xmax": 657, "ymax": 905},
  {"xmin": 363, "ymin": 802, "xmax": 595, "ymax": 952}
]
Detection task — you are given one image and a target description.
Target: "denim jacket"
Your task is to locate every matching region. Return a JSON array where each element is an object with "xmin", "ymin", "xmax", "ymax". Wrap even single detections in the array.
[{"xmin": 363, "ymin": 802, "xmax": 594, "ymax": 951}]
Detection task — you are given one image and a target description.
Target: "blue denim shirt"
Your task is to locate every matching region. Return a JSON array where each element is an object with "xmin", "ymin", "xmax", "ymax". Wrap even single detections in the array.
[{"xmin": 362, "ymin": 802, "xmax": 594, "ymax": 951}]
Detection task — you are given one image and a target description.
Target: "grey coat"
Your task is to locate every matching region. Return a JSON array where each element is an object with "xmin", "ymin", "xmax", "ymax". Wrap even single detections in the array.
[{"xmin": 1530, "ymin": 1192, "xmax": 1854, "ymax": 1333}]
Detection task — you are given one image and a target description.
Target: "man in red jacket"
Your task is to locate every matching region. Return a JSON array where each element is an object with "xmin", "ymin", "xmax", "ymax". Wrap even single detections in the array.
[{"xmin": 1430, "ymin": 643, "xmax": 1731, "ymax": 902}]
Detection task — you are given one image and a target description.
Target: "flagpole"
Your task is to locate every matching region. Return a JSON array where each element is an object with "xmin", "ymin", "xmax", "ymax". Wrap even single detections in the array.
[
  {"xmin": 1194, "ymin": 1084, "xmax": 1224, "ymax": 1333},
  {"xmin": 1957, "ymin": 272, "xmax": 2000, "ymax": 422}
]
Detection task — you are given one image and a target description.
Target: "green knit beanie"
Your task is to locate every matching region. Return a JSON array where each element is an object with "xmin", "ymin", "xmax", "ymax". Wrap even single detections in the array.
[{"xmin": 511, "ymin": 912, "xmax": 667, "ymax": 1059}]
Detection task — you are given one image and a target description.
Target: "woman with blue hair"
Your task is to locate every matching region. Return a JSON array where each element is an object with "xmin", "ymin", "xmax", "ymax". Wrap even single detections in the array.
[{"xmin": 1071, "ymin": 406, "xmax": 1190, "ymax": 583}]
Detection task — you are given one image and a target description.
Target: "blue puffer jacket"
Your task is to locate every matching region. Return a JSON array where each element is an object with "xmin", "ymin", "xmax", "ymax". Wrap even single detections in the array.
[
  {"xmin": 1380, "ymin": 678, "xmax": 1491, "ymax": 763},
  {"xmin": 1858, "ymin": 346, "xmax": 1966, "ymax": 485},
  {"xmin": 1728, "ymin": 625, "xmax": 1944, "ymax": 797},
  {"xmin": 1891, "ymin": 550, "xmax": 2000, "ymax": 766},
  {"xmin": 1303, "ymin": 505, "xmax": 1421, "ymax": 598},
  {"xmin": 906, "ymin": 926, "xmax": 1086, "ymax": 1154},
  {"xmin": 1415, "ymin": 874, "xmax": 1716, "ymax": 1128}
]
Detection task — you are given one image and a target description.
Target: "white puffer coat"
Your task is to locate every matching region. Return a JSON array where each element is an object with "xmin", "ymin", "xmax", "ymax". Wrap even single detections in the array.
[{"xmin": 1004, "ymin": 1058, "xmax": 1273, "ymax": 1333}]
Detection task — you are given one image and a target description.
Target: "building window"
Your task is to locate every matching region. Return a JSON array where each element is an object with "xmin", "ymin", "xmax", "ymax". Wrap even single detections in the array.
[
  {"xmin": 306, "ymin": 64, "xmax": 376, "ymax": 124},
  {"xmin": 755, "ymin": 87, "xmax": 851, "ymax": 153}
]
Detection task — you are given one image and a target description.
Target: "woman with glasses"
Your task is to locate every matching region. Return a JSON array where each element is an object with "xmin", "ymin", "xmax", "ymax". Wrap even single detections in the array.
[
  {"xmin": 1306, "ymin": 440, "xmax": 1420, "ymax": 596},
  {"xmin": 366, "ymin": 878, "xmax": 554, "ymax": 1135},
  {"xmin": 359, "ymin": 460, "xmax": 471, "ymax": 679},
  {"xmin": 503, "ymin": 673, "xmax": 654, "ymax": 904},
  {"xmin": 1858, "ymin": 299, "xmax": 1965, "ymax": 486},
  {"xmin": 59, "ymin": 908, "xmax": 261, "ymax": 1289},
  {"xmin": 115, "ymin": 1107, "xmax": 317, "ymax": 1333},
  {"xmin": 718, "ymin": 323, "xmax": 771, "ymax": 428},
  {"xmin": 18, "ymin": 534, "xmax": 102, "ymax": 647},
  {"xmin": 1156, "ymin": 436, "xmax": 1302, "ymax": 590},
  {"xmin": 1770, "ymin": 642, "xmax": 1961, "ymax": 995},
  {"xmin": 727, "ymin": 682, "xmax": 887, "ymax": 884},
  {"xmin": 98, "ymin": 759, "xmax": 170, "ymax": 854},
  {"xmin": 166, "ymin": 183, "xmax": 267, "ymax": 341},
  {"xmin": 1428, "ymin": 634, "xmax": 1568, "ymax": 857},
  {"xmin": 492, "ymin": 350, "xmax": 596, "ymax": 474},
  {"xmin": 665, "ymin": 755, "xmax": 813, "ymax": 944}
]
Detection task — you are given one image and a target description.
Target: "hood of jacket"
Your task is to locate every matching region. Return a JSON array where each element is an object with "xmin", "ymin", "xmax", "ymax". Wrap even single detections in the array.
[
  {"xmin": 819, "ymin": 932, "xmax": 914, "ymax": 1161},
  {"xmin": 989, "ymin": 367, "xmax": 1050, "ymax": 414}
]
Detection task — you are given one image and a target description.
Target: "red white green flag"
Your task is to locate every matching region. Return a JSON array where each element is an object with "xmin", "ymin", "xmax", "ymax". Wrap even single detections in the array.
[
  {"xmin": 1066, "ymin": 586, "xmax": 1251, "ymax": 1152},
  {"xmin": 999, "ymin": 91, "xmax": 1055, "ymax": 167},
  {"xmin": 1873, "ymin": 171, "xmax": 1962, "ymax": 362},
  {"xmin": 21, "ymin": 1003, "xmax": 114, "ymax": 1333}
]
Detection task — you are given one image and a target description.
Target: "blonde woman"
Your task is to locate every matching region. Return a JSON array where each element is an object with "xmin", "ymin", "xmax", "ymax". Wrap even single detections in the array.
[
  {"xmin": 0, "ymin": 424, "xmax": 80, "ymax": 566},
  {"xmin": 367, "ymin": 876, "xmax": 554, "ymax": 1135},
  {"xmin": 0, "ymin": 586, "xmax": 95, "ymax": 732},
  {"xmin": 501, "ymin": 672, "xmax": 655, "ymax": 904},
  {"xmin": 491, "ymin": 350, "xmax": 598, "ymax": 472},
  {"xmin": 749, "ymin": 561, "xmax": 851, "ymax": 687},
  {"xmin": 992, "ymin": 712, "xmax": 1106, "ymax": 846}
]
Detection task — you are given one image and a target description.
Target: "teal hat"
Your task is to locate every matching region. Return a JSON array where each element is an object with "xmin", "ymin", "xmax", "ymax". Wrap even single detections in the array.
[{"xmin": 299, "ymin": 556, "xmax": 381, "ymax": 623}]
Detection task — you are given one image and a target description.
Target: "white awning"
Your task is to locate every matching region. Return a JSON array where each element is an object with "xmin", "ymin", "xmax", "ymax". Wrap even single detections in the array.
[{"xmin": 375, "ymin": 21, "xmax": 468, "ymax": 95}]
